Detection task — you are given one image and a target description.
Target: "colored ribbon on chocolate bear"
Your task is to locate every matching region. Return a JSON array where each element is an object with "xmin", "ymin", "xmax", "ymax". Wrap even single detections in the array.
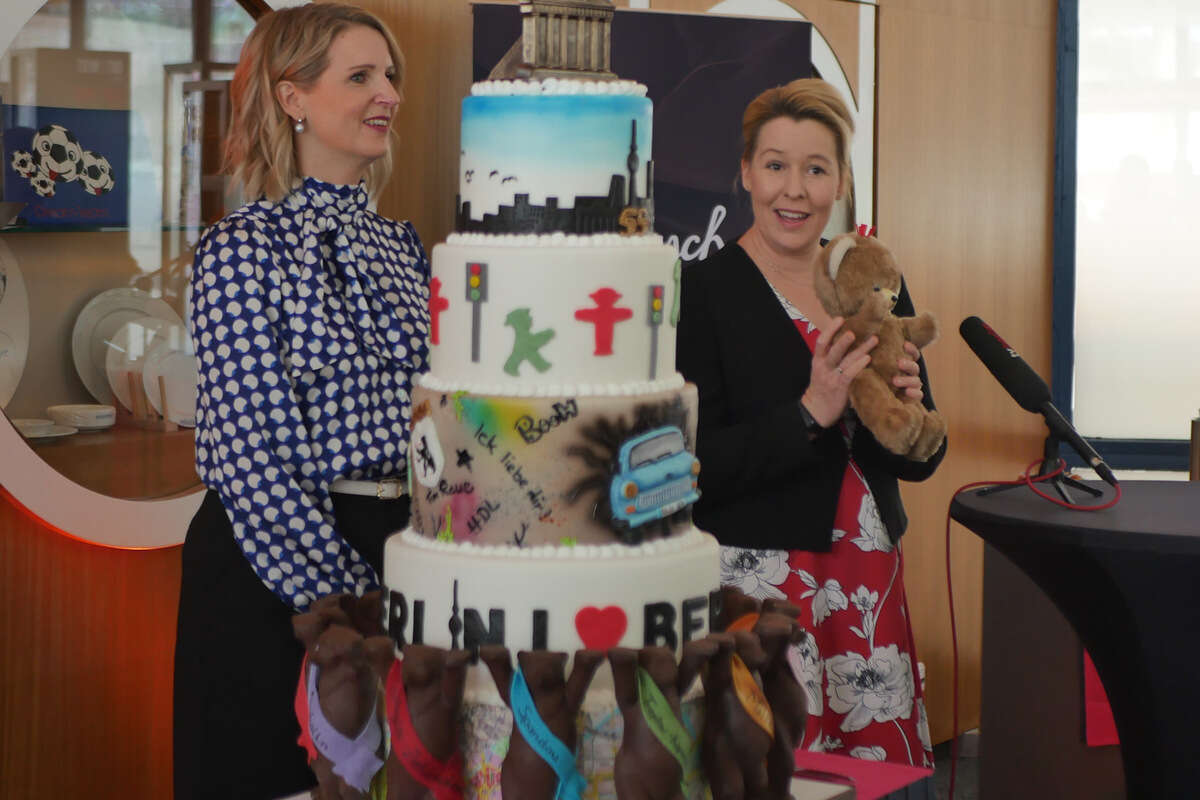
[
  {"xmin": 295, "ymin": 655, "xmax": 319, "ymax": 762},
  {"xmin": 636, "ymin": 666, "xmax": 694, "ymax": 790},
  {"xmin": 384, "ymin": 659, "xmax": 465, "ymax": 800},
  {"xmin": 510, "ymin": 667, "xmax": 587, "ymax": 800},
  {"xmin": 731, "ymin": 653, "xmax": 775, "ymax": 739},
  {"xmin": 305, "ymin": 659, "xmax": 386, "ymax": 791}
]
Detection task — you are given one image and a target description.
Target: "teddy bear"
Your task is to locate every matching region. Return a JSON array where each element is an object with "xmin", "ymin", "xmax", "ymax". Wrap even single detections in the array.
[{"xmin": 813, "ymin": 232, "xmax": 947, "ymax": 461}]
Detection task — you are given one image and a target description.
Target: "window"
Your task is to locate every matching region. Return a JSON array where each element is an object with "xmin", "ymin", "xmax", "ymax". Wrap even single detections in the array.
[{"xmin": 1054, "ymin": 0, "xmax": 1200, "ymax": 470}]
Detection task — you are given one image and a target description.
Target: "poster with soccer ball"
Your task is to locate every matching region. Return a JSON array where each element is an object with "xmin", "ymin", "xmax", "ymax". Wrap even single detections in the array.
[{"xmin": 2, "ymin": 104, "xmax": 128, "ymax": 227}]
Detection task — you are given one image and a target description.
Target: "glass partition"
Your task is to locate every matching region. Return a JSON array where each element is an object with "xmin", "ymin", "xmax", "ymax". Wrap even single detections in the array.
[{"xmin": 0, "ymin": 0, "xmax": 255, "ymax": 501}]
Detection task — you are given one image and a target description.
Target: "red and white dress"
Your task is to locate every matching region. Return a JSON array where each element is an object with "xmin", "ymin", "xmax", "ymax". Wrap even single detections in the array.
[{"xmin": 718, "ymin": 296, "xmax": 934, "ymax": 768}]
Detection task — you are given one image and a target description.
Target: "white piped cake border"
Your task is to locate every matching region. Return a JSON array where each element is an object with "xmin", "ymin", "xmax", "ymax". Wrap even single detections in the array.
[
  {"xmin": 416, "ymin": 372, "xmax": 686, "ymax": 397},
  {"xmin": 445, "ymin": 232, "xmax": 665, "ymax": 248},
  {"xmin": 398, "ymin": 527, "xmax": 705, "ymax": 560},
  {"xmin": 470, "ymin": 78, "xmax": 648, "ymax": 97}
]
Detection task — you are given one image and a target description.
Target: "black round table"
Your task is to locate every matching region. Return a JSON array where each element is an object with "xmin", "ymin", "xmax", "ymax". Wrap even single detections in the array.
[{"xmin": 951, "ymin": 480, "xmax": 1200, "ymax": 800}]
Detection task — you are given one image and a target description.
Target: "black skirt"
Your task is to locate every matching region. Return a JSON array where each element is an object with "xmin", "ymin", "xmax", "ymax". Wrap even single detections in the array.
[{"xmin": 173, "ymin": 489, "xmax": 410, "ymax": 800}]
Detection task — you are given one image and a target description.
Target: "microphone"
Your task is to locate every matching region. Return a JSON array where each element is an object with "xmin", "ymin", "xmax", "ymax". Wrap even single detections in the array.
[{"xmin": 959, "ymin": 316, "xmax": 1117, "ymax": 486}]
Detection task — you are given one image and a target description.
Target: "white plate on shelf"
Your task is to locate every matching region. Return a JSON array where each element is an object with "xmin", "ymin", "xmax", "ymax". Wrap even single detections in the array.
[
  {"xmin": 12, "ymin": 418, "xmax": 54, "ymax": 436},
  {"xmin": 46, "ymin": 403, "xmax": 116, "ymax": 431},
  {"xmin": 0, "ymin": 240, "xmax": 30, "ymax": 408},
  {"xmin": 22, "ymin": 423, "xmax": 78, "ymax": 440},
  {"xmin": 104, "ymin": 316, "xmax": 173, "ymax": 412},
  {"xmin": 71, "ymin": 288, "xmax": 183, "ymax": 405},
  {"xmin": 141, "ymin": 325, "xmax": 198, "ymax": 427}
]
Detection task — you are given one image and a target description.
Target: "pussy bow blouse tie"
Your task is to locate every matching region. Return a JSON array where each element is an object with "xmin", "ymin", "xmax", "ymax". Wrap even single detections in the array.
[{"xmin": 286, "ymin": 184, "xmax": 409, "ymax": 374}]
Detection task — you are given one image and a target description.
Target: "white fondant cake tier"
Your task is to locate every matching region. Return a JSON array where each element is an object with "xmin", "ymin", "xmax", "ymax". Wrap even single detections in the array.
[
  {"xmin": 457, "ymin": 86, "xmax": 654, "ymax": 234},
  {"xmin": 382, "ymin": 526, "xmax": 721, "ymax": 698},
  {"xmin": 406, "ymin": 382, "xmax": 699, "ymax": 546},
  {"xmin": 428, "ymin": 238, "xmax": 680, "ymax": 386}
]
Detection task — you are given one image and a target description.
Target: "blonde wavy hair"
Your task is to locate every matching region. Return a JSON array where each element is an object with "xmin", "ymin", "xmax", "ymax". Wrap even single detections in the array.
[
  {"xmin": 741, "ymin": 78, "xmax": 855, "ymax": 199},
  {"xmin": 224, "ymin": 3, "xmax": 405, "ymax": 202}
]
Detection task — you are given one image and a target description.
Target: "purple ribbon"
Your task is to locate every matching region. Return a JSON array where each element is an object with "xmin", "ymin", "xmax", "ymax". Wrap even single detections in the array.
[{"xmin": 306, "ymin": 663, "xmax": 385, "ymax": 791}]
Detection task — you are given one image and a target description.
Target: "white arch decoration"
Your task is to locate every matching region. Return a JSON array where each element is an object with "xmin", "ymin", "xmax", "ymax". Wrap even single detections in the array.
[
  {"xmin": 705, "ymin": 0, "xmax": 876, "ymax": 230},
  {"xmin": 0, "ymin": 0, "xmax": 232, "ymax": 548}
]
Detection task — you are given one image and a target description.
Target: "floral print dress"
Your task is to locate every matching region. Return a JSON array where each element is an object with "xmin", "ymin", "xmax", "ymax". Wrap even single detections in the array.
[{"xmin": 719, "ymin": 294, "xmax": 933, "ymax": 768}]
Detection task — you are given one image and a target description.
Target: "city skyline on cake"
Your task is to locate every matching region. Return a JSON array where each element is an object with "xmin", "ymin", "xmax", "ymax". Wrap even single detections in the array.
[{"xmin": 458, "ymin": 93, "xmax": 652, "ymax": 225}]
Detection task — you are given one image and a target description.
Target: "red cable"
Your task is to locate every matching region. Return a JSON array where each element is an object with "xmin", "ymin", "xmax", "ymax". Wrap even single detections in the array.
[{"xmin": 942, "ymin": 459, "xmax": 1120, "ymax": 797}]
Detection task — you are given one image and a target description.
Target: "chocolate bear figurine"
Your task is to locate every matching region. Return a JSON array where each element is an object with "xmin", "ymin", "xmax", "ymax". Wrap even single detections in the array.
[
  {"xmin": 701, "ymin": 633, "xmax": 773, "ymax": 800},
  {"xmin": 365, "ymin": 643, "xmax": 470, "ymax": 800},
  {"xmin": 610, "ymin": 647, "xmax": 682, "ymax": 800},
  {"xmin": 479, "ymin": 646, "xmax": 604, "ymax": 800},
  {"xmin": 717, "ymin": 586, "xmax": 762, "ymax": 632},
  {"xmin": 293, "ymin": 609, "xmax": 388, "ymax": 800},
  {"xmin": 760, "ymin": 598, "xmax": 802, "ymax": 621},
  {"xmin": 753, "ymin": 613, "xmax": 810, "ymax": 800},
  {"xmin": 609, "ymin": 641, "xmax": 721, "ymax": 800},
  {"xmin": 310, "ymin": 591, "xmax": 386, "ymax": 637}
]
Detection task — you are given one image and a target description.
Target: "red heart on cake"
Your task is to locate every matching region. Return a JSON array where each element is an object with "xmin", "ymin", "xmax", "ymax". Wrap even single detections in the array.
[{"xmin": 574, "ymin": 606, "xmax": 628, "ymax": 650}]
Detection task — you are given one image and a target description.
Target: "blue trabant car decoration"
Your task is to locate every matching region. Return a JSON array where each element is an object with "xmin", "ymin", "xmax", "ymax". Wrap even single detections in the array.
[{"xmin": 609, "ymin": 425, "xmax": 701, "ymax": 529}]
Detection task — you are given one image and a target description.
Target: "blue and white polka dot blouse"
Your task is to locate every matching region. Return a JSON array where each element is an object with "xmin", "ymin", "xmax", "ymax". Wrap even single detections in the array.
[{"xmin": 190, "ymin": 176, "xmax": 429, "ymax": 610}]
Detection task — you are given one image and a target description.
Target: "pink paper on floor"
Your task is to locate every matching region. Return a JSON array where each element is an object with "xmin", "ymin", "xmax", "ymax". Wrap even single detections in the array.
[
  {"xmin": 1084, "ymin": 649, "xmax": 1120, "ymax": 747},
  {"xmin": 793, "ymin": 750, "xmax": 933, "ymax": 800}
]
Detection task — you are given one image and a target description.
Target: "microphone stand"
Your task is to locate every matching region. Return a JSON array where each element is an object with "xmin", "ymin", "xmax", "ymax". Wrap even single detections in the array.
[{"xmin": 977, "ymin": 434, "xmax": 1104, "ymax": 502}]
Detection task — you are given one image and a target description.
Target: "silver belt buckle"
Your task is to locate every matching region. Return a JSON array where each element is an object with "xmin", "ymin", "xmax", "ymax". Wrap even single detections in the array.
[{"xmin": 376, "ymin": 476, "xmax": 403, "ymax": 500}]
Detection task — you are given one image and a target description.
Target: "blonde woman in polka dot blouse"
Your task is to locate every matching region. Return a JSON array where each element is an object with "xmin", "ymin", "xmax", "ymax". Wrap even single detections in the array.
[{"xmin": 172, "ymin": 6, "xmax": 428, "ymax": 797}]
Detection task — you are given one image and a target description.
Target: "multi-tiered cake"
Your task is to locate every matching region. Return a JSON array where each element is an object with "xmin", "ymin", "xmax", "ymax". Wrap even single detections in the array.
[{"xmin": 382, "ymin": 9, "xmax": 721, "ymax": 797}]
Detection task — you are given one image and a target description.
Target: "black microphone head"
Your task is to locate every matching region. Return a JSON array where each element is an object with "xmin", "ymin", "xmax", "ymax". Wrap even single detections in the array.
[{"xmin": 959, "ymin": 316, "xmax": 1052, "ymax": 413}]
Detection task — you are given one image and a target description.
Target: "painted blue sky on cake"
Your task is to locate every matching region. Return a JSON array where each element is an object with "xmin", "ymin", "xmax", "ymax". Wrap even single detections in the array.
[{"xmin": 459, "ymin": 94, "xmax": 652, "ymax": 219}]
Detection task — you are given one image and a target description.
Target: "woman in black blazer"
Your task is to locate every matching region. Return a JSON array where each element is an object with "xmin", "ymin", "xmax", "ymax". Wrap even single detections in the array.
[{"xmin": 676, "ymin": 79, "xmax": 945, "ymax": 768}]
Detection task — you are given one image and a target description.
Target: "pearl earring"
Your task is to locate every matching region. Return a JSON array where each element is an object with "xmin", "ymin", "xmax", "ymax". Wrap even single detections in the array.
[{"xmin": 293, "ymin": 117, "xmax": 305, "ymax": 134}]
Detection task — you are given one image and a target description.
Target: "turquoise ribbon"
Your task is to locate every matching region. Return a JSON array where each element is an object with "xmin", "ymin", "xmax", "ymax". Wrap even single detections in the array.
[{"xmin": 510, "ymin": 667, "xmax": 586, "ymax": 800}]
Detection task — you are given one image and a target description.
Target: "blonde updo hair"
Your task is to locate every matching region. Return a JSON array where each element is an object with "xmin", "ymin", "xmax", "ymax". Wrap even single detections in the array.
[
  {"xmin": 224, "ymin": 3, "xmax": 405, "ymax": 202},
  {"xmin": 741, "ymin": 78, "xmax": 854, "ymax": 198}
]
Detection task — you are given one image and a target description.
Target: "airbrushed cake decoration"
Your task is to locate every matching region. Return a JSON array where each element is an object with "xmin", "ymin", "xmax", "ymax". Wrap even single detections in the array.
[
  {"xmin": 647, "ymin": 284, "xmax": 664, "ymax": 380},
  {"xmin": 457, "ymin": 90, "xmax": 653, "ymax": 235},
  {"xmin": 465, "ymin": 262, "xmax": 488, "ymax": 362},
  {"xmin": 574, "ymin": 287, "xmax": 632, "ymax": 356},
  {"xmin": 503, "ymin": 308, "xmax": 554, "ymax": 376},
  {"xmin": 428, "ymin": 276, "xmax": 450, "ymax": 345},
  {"xmin": 670, "ymin": 259, "xmax": 682, "ymax": 327},
  {"xmin": 411, "ymin": 400, "xmax": 446, "ymax": 489},
  {"xmin": 565, "ymin": 396, "xmax": 698, "ymax": 543},
  {"xmin": 618, "ymin": 206, "xmax": 650, "ymax": 235},
  {"xmin": 574, "ymin": 605, "xmax": 627, "ymax": 650}
]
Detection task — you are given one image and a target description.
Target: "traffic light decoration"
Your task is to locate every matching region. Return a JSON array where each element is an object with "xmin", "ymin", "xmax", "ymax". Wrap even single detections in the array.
[
  {"xmin": 465, "ymin": 262, "xmax": 488, "ymax": 362},
  {"xmin": 647, "ymin": 284, "xmax": 664, "ymax": 380}
]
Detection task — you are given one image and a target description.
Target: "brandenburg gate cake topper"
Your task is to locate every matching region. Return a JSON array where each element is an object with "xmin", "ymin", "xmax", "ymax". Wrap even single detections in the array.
[{"xmin": 489, "ymin": 0, "xmax": 617, "ymax": 81}]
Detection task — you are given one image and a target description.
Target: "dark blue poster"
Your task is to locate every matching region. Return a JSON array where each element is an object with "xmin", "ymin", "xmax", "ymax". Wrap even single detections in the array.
[
  {"xmin": 3, "ymin": 104, "xmax": 129, "ymax": 228},
  {"xmin": 472, "ymin": 4, "xmax": 812, "ymax": 262}
]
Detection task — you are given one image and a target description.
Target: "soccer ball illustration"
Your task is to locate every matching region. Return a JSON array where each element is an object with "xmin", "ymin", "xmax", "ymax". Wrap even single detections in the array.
[
  {"xmin": 30, "ymin": 173, "xmax": 56, "ymax": 197},
  {"xmin": 79, "ymin": 150, "xmax": 115, "ymax": 195},
  {"xmin": 30, "ymin": 124, "xmax": 83, "ymax": 183},
  {"xmin": 10, "ymin": 150, "xmax": 36, "ymax": 179}
]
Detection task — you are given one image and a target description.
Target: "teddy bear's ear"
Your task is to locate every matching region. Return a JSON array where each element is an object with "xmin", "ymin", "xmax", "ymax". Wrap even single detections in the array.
[{"xmin": 827, "ymin": 235, "xmax": 856, "ymax": 281}]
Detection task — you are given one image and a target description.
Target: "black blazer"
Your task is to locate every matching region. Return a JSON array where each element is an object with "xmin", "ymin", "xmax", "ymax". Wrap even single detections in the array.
[{"xmin": 675, "ymin": 242, "xmax": 946, "ymax": 551}]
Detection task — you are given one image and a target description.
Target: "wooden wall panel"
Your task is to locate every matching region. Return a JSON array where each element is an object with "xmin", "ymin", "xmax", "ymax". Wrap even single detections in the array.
[
  {"xmin": 0, "ymin": 489, "xmax": 181, "ymax": 800},
  {"xmin": 371, "ymin": 0, "xmax": 475, "ymax": 247},
  {"xmin": 876, "ymin": 1, "xmax": 1056, "ymax": 744}
]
